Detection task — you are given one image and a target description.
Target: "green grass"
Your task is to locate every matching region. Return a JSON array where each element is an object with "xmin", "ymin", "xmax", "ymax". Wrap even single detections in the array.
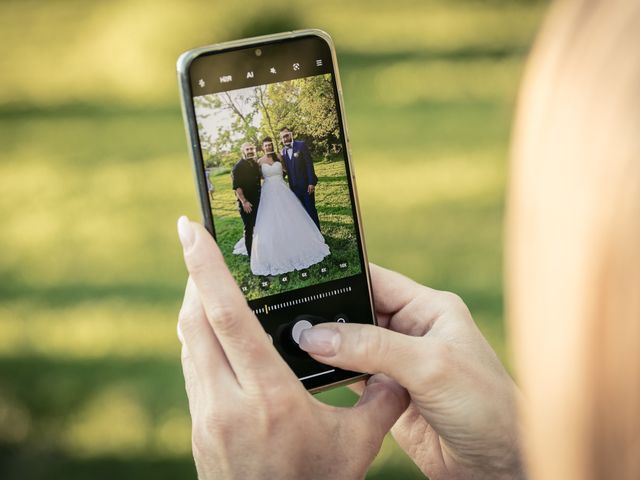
[
  {"xmin": 211, "ymin": 158, "xmax": 361, "ymax": 299},
  {"xmin": 0, "ymin": 1, "xmax": 545, "ymax": 479}
]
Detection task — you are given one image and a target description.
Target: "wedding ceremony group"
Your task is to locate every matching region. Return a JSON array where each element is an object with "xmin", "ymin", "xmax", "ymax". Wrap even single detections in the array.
[{"xmin": 194, "ymin": 75, "xmax": 362, "ymax": 297}]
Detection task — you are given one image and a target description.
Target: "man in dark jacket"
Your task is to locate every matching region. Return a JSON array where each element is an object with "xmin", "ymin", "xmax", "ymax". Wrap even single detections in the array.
[
  {"xmin": 231, "ymin": 142, "xmax": 261, "ymax": 257},
  {"xmin": 280, "ymin": 127, "xmax": 320, "ymax": 228}
]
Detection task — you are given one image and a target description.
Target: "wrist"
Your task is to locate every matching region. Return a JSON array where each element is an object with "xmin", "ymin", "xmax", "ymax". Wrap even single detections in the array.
[{"xmin": 492, "ymin": 395, "xmax": 527, "ymax": 480}]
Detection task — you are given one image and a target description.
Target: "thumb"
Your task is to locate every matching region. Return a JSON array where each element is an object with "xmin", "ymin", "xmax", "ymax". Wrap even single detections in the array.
[
  {"xmin": 350, "ymin": 374, "xmax": 409, "ymax": 447},
  {"xmin": 299, "ymin": 323, "xmax": 425, "ymax": 389}
]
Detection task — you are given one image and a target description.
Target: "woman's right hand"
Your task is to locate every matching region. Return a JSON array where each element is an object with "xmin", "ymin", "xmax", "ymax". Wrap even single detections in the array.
[{"xmin": 299, "ymin": 264, "xmax": 524, "ymax": 480}]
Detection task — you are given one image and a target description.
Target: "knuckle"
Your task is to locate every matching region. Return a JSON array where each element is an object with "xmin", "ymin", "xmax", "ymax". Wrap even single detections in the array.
[
  {"xmin": 353, "ymin": 327, "xmax": 389, "ymax": 364},
  {"xmin": 192, "ymin": 407, "xmax": 223, "ymax": 450},
  {"xmin": 260, "ymin": 392, "xmax": 291, "ymax": 420},
  {"xmin": 228, "ymin": 333, "xmax": 263, "ymax": 364},
  {"xmin": 439, "ymin": 291, "xmax": 471, "ymax": 315},
  {"xmin": 247, "ymin": 387, "xmax": 299, "ymax": 434},
  {"xmin": 206, "ymin": 304, "xmax": 239, "ymax": 334},
  {"xmin": 185, "ymin": 252, "xmax": 209, "ymax": 276},
  {"xmin": 178, "ymin": 307, "xmax": 203, "ymax": 339},
  {"xmin": 440, "ymin": 290, "xmax": 464, "ymax": 308},
  {"xmin": 191, "ymin": 419, "xmax": 227, "ymax": 458},
  {"xmin": 199, "ymin": 403, "xmax": 235, "ymax": 438},
  {"xmin": 191, "ymin": 423, "xmax": 210, "ymax": 453},
  {"xmin": 178, "ymin": 303, "xmax": 195, "ymax": 323},
  {"xmin": 245, "ymin": 377, "xmax": 297, "ymax": 406}
]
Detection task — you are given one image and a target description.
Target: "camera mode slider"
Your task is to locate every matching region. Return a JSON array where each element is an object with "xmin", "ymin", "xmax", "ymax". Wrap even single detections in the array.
[{"xmin": 252, "ymin": 286, "xmax": 352, "ymax": 316}]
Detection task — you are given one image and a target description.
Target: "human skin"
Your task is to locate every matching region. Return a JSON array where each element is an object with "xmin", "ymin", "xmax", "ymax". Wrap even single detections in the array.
[
  {"xmin": 299, "ymin": 264, "xmax": 525, "ymax": 480},
  {"xmin": 176, "ymin": 216, "xmax": 409, "ymax": 480},
  {"xmin": 177, "ymin": 215, "xmax": 523, "ymax": 479}
]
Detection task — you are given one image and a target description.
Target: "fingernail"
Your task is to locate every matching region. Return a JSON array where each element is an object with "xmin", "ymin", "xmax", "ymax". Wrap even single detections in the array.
[
  {"xmin": 177, "ymin": 216, "xmax": 195, "ymax": 251},
  {"xmin": 299, "ymin": 327, "xmax": 340, "ymax": 356}
]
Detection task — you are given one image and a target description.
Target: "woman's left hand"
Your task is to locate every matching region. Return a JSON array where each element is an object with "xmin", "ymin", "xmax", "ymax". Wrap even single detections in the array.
[{"xmin": 176, "ymin": 216, "xmax": 409, "ymax": 480}]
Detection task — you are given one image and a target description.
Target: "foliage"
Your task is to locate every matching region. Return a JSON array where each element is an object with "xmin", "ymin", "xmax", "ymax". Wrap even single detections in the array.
[{"xmin": 194, "ymin": 74, "xmax": 339, "ymax": 168}]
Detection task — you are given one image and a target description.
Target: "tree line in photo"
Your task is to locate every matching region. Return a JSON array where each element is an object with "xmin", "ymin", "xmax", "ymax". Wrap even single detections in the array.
[{"xmin": 195, "ymin": 74, "xmax": 342, "ymax": 169}]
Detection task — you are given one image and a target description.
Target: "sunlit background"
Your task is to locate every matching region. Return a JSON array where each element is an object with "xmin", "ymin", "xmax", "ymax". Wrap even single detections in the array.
[{"xmin": 0, "ymin": 1, "xmax": 546, "ymax": 478}]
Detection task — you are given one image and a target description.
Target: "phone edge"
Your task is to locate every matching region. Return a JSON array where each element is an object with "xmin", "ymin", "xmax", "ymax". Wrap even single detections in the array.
[{"xmin": 176, "ymin": 29, "xmax": 376, "ymax": 395}]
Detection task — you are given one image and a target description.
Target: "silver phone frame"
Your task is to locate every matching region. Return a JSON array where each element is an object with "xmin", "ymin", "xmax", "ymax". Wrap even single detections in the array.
[{"xmin": 176, "ymin": 29, "xmax": 376, "ymax": 394}]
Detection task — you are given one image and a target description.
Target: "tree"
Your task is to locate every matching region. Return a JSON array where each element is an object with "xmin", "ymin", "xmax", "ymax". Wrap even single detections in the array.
[
  {"xmin": 295, "ymin": 74, "xmax": 340, "ymax": 156},
  {"xmin": 262, "ymin": 74, "xmax": 340, "ymax": 157},
  {"xmin": 194, "ymin": 91, "xmax": 261, "ymax": 168},
  {"xmin": 194, "ymin": 74, "xmax": 341, "ymax": 166}
]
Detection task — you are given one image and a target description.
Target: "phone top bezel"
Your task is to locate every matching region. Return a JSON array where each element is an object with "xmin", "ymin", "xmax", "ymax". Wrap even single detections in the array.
[{"xmin": 176, "ymin": 29, "xmax": 376, "ymax": 394}]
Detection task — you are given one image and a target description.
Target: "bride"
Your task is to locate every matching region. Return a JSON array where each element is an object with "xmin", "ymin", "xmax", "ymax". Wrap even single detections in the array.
[{"xmin": 233, "ymin": 137, "xmax": 330, "ymax": 276}]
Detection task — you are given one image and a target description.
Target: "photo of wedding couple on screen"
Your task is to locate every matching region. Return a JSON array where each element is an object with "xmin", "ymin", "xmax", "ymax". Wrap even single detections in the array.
[{"xmin": 194, "ymin": 74, "xmax": 362, "ymax": 299}]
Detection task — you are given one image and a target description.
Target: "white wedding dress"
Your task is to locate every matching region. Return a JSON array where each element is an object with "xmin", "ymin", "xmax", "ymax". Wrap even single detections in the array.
[{"xmin": 232, "ymin": 161, "xmax": 330, "ymax": 276}]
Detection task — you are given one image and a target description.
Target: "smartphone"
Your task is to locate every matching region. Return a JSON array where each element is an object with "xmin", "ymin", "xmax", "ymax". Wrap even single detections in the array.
[{"xmin": 177, "ymin": 30, "xmax": 375, "ymax": 393}]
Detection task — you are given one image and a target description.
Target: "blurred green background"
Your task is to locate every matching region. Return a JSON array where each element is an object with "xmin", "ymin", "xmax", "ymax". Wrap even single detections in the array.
[{"xmin": 0, "ymin": 1, "xmax": 546, "ymax": 478}]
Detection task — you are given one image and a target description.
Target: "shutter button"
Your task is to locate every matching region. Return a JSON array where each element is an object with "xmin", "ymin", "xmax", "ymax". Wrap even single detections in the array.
[{"xmin": 291, "ymin": 319, "xmax": 313, "ymax": 345}]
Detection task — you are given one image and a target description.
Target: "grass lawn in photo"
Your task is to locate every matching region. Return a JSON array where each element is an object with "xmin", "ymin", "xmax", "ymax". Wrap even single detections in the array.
[{"xmin": 211, "ymin": 155, "xmax": 361, "ymax": 299}]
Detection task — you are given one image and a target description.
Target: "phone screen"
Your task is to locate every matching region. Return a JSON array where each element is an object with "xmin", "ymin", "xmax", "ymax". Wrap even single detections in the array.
[{"xmin": 183, "ymin": 34, "xmax": 374, "ymax": 390}]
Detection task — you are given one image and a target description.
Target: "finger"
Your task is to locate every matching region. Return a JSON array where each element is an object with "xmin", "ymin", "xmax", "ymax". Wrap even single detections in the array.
[
  {"xmin": 370, "ymin": 263, "xmax": 468, "ymax": 335},
  {"xmin": 181, "ymin": 342, "xmax": 201, "ymax": 417},
  {"xmin": 389, "ymin": 403, "xmax": 435, "ymax": 461},
  {"xmin": 299, "ymin": 322, "xmax": 430, "ymax": 388},
  {"xmin": 371, "ymin": 263, "xmax": 461, "ymax": 315},
  {"xmin": 369, "ymin": 263, "xmax": 424, "ymax": 316},
  {"xmin": 350, "ymin": 374, "xmax": 409, "ymax": 449},
  {"xmin": 347, "ymin": 379, "xmax": 365, "ymax": 397},
  {"xmin": 177, "ymin": 216, "xmax": 289, "ymax": 387},
  {"xmin": 178, "ymin": 277, "xmax": 236, "ymax": 391}
]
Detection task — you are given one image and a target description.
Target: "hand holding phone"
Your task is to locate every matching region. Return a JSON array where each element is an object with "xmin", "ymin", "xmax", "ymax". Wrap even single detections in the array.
[
  {"xmin": 299, "ymin": 264, "xmax": 524, "ymax": 480},
  {"xmin": 177, "ymin": 217, "xmax": 408, "ymax": 480}
]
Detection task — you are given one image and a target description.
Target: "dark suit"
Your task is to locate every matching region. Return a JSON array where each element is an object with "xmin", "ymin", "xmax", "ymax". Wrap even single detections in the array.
[
  {"xmin": 231, "ymin": 158, "xmax": 261, "ymax": 256},
  {"xmin": 282, "ymin": 140, "xmax": 320, "ymax": 228}
]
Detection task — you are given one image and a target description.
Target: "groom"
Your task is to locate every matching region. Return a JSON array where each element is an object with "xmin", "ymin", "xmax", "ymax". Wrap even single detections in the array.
[
  {"xmin": 231, "ymin": 142, "xmax": 261, "ymax": 257},
  {"xmin": 280, "ymin": 127, "xmax": 320, "ymax": 228}
]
